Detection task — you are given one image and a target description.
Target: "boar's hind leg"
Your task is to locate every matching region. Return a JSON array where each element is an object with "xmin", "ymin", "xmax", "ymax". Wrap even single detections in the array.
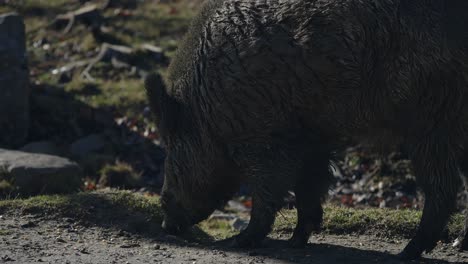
[
  {"xmin": 454, "ymin": 146, "xmax": 468, "ymax": 251},
  {"xmin": 289, "ymin": 151, "xmax": 333, "ymax": 248},
  {"xmin": 399, "ymin": 143, "xmax": 461, "ymax": 260},
  {"xmin": 229, "ymin": 141, "xmax": 300, "ymax": 248}
]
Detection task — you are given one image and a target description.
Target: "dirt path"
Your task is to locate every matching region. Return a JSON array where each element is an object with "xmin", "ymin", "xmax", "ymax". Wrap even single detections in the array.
[{"xmin": 1, "ymin": 214, "xmax": 467, "ymax": 264}]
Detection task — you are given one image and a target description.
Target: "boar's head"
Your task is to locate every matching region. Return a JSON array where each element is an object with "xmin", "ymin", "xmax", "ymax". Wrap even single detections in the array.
[{"xmin": 145, "ymin": 73, "xmax": 240, "ymax": 235}]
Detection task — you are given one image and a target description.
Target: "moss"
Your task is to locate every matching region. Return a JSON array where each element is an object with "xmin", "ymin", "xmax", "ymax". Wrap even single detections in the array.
[
  {"xmin": 0, "ymin": 229, "xmax": 11, "ymax": 236},
  {"xmin": 0, "ymin": 190, "xmax": 164, "ymax": 235},
  {"xmin": 274, "ymin": 206, "xmax": 463, "ymax": 241},
  {"xmin": 1, "ymin": 191, "xmax": 463, "ymax": 242},
  {"xmin": 0, "ymin": 190, "xmax": 216, "ymax": 241},
  {"xmin": 199, "ymin": 218, "xmax": 239, "ymax": 240}
]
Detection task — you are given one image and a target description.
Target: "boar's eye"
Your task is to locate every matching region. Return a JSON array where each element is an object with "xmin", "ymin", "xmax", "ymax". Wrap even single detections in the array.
[{"xmin": 158, "ymin": 137, "xmax": 167, "ymax": 149}]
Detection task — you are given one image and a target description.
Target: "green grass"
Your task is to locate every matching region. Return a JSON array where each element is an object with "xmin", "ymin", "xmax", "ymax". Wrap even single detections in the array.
[
  {"xmin": 0, "ymin": 229, "xmax": 11, "ymax": 236},
  {"xmin": 0, "ymin": 190, "xmax": 160, "ymax": 218},
  {"xmin": 0, "ymin": 0, "xmax": 199, "ymax": 180},
  {"xmin": 98, "ymin": 162, "xmax": 142, "ymax": 188},
  {"xmin": 103, "ymin": 2, "xmax": 195, "ymax": 49},
  {"xmin": 0, "ymin": 190, "xmax": 464, "ymax": 242},
  {"xmin": 274, "ymin": 207, "xmax": 463, "ymax": 241},
  {"xmin": 64, "ymin": 78, "xmax": 147, "ymax": 117},
  {"xmin": 0, "ymin": 0, "xmax": 72, "ymax": 14},
  {"xmin": 1, "ymin": 0, "xmax": 198, "ymax": 120},
  {"xmin": 198, "ymin": 218, "xmax": 239, "ymax": 240}
]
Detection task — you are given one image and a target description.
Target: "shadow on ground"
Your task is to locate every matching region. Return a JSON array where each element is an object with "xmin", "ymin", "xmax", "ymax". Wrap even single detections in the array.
[
  {"xmin": 214, "ymin": 239, "xmax": 455, "ymax": 264},
  {"xmin": 1, "ymin": 191, "xmax": 461, "ymax": 264}
]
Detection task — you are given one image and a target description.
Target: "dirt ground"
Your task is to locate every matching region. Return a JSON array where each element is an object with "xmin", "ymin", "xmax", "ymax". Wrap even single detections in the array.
[{"xmin": 1, "ymin": 214, "xmax": 467, "ymax": 264}]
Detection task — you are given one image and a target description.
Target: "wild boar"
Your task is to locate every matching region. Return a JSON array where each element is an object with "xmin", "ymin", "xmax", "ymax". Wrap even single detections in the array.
[{"xmin": 145, "ymin": 0, "xmax": 468, "ymax": 260}]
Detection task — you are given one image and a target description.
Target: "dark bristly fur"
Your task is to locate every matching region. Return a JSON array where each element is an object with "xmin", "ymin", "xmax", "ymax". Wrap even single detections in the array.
[{"xmin": 145, "ymin": 0, "xmax": 468, "ymax": 260}]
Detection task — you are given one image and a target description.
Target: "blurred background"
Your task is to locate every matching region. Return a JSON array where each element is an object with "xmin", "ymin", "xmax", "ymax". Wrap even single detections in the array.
[{"xmin": 0, "ymin": 0, "xmax": 462, "ymax": 213}]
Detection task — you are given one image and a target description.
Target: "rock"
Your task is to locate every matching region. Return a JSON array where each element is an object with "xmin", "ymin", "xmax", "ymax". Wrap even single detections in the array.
[
  {"xmin": 70, "ymin": 134, "xmax": 107, "ymax": 157},
  {"xmin": 20, "ymin": 141, "xmax": 63, "ymax": 156},
  {"xmin": 0, "ymin": 13, "xmax": 29, "ymax": 148},
  {"xmin": 231, "ymin": 218, "xmax": 249, "ymax": 232},
  {"xmin": 209, "ymin": 211, "xmax": 237, "ymax": 221},
  {"xmin": 0, "ymin": 149, "xmax": 83, "ymax": 195}
]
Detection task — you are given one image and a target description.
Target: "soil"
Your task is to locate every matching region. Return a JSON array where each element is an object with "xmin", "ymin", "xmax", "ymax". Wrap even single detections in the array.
[{"xmin": 1, "ymin": 214, "xmax": 467, "ymax": 264}]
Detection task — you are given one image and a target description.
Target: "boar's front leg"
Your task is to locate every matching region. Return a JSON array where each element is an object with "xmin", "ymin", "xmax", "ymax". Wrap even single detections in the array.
[
  {"xmin": 400, "ymin": 142, "xmax": 461, "ymax": 260},
  {"xmin": 289, "ymin": 151, "xmax": 333, "ymax": 248},
  {"xmin": 454, "ymin": 145, "xmax": 468, "ymax": 251},
  {"xmin": 229, "ymin": 141, "xmax": 300, "ymax": 248}
]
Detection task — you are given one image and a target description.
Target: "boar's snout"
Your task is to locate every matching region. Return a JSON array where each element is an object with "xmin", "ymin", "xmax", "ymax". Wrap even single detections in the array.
[
  {"xmin": 160, "ymin": 191, "xmax": 192, "ymax": 235},
  {"xmin": 161, "ymin": 218, "xmax": 186, "ymax": 235},
  {"xmin": 161, "ymin": 210, "xmax": 191, "ymax": 235}
]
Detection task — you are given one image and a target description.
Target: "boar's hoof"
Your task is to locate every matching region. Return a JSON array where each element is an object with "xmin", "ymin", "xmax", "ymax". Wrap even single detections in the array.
[
  {"xmin": 228, "ymin": 234, "xmax": 264, "ymax": 248},
  {"xmin": 161, "ymin": 220, "xmax": 184, "ymax": 235},
  {"xmin": 398, "ymin": 240, "xmax": 424, "ymax": 260},
  {"xmin": 397, "ymin": 250, "xmax": 421, "ymax": 261},
  {"xmin": 398, "ymin": 233, "xmax": 440, "ymax": 260},
  {"xmin": 288, "ymin": 235, "xmax": 308, "ymax": 248}
]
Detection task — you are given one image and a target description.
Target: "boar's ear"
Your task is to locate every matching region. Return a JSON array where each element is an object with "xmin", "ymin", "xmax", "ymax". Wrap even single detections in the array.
[
  {"xmin": 145, "ymin": 73, "xmax": 168, "ymax": 121},
  {"xmin": 144, "ymin": 73, "xmax": 182, "ymax": 133},
  {"xmin": 145, "ymin": 73, "xmax": 165, "ymax": 123}
]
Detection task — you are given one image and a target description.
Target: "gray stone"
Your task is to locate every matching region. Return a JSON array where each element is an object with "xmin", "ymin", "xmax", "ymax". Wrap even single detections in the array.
[
  {"xmin": 20, "ymin": 141, "xmax": 63, "ymax": 156},
  {"xmin": 0, "ymin": 149, "xmax": 83, "ymax": 195},
  {"xmin": 231, "ymin": 218, "xmax": 249, "ymax": 232},
  {"xmin": 70, "ymin": 134, "xmax": 107, "ymax": 157},
  {"xmin": 0, "ymin": 13, "xmax": 29, "ymax": 148}
]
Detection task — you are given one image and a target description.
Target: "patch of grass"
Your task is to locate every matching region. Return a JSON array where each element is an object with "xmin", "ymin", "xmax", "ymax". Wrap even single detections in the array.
[
  {"xmin": 0, "ymin": 191, "xmax": 154, "ymax": 219},
  {"xmin": 0, "ymin": 180, "xmax": 14, "ymax": 193},
  {"xmin": 1, "ymin": 191, "xmax": 464, "ymax": 242},
  {"xmin": 1, "ymin": 0, "xmax": 200, "ymax": 128},
  {"xmin": 0, "ymin": 229, "xmax": 11, "ymax": 236},
  {"xmin": 66, "ymin": 78, "xmax": 147, "ymax": 118},
  {"xmin": 5, "ymin": 0, "xmax": 197, "ymax": 121},
  {"xmin": 93, "ymin": 79, "xmax": 147, "ymax": 116},
  {"xmin": 98, "ymin": 162, "xmax": 142, "ymax": 189},
  {"xmin": 274, "ymin": 206, "xmax": 463, "ymax": 241},
  {"xmin": 0, "ymin": 190, "xmax": 214, "ymax": 241},
  {"xmin": 0, "ymin": 190, "xmax": 162, "ymax": 226},
  {"xmin": 199, "ymin": 218, "xmax": 239, "ymax": 240},
  {"xmin": 3, "ymin": 0, "xmax": 78, "ymax": 23},
  {"xmin": 0, "ymin": 166, "xmax": 16, "ymax": 196},
  {"xmin": 104, "ymin": 1, "xmax": 196, "ymax": 48}
]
